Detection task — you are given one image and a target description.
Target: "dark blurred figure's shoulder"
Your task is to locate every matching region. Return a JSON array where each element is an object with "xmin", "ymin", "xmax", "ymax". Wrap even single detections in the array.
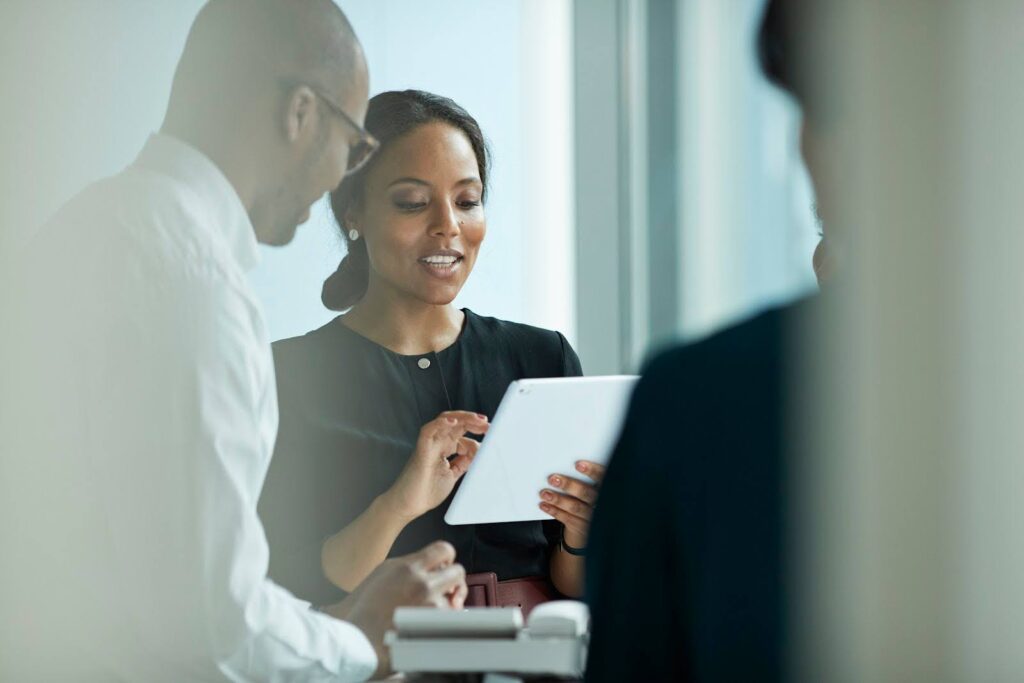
[
  {"xmin": 585, "ymin": 296, "xmax": 816, "ymax": 683},
  {"xmin": 634, "ymin": 299, "xmax": 808, "ymax": 415}
]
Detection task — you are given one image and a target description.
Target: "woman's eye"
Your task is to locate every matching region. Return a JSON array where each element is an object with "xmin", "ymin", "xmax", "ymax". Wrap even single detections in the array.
[
  {"xmin": 458, "ymin": 200, "xmax": 482, "ymax": 209},
  {"xmin": 394, "ymin": 200, "xmax": 427, "ymax": 211}
]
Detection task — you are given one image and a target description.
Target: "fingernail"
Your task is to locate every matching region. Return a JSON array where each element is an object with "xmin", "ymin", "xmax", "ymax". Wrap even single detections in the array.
[
  {"xmin": 549, "ymin": 475, "xmax": 562, "ymax": 486},
  {"xmin": 539, "ymin": 503, "xmax": 550, "ymax": 512},
  {"xmin": 576, "ymin": 462, "xmax": 587, "ymax": 473},
  {"xmin": 541, "ymin": 490, "xmax": 554, "ymax": 502},
  {"xmin": 445, "ymin": 417, "xmax": 457, "ymax": 424}
]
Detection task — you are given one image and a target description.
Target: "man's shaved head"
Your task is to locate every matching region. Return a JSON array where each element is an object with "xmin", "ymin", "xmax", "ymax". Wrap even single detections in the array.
[
  {"xmin": 168, "ymin": 0, "xmax": 365, "ymax": 120},
  {"xmin": 161, "ymin": 0, "xmax": 371, "ymax": 247}
]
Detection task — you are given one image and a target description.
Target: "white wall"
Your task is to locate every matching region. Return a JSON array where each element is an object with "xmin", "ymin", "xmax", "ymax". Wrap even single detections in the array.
[
  {"xmin": 0, "ymin": 1, "xmax": 575, "ymax": 345},
  {"xmin": 0, "ymin": 0, "xmax": 206, "ymax": 256}
]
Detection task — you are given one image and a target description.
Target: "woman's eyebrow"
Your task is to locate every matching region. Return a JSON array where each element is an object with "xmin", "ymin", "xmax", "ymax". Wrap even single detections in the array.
[
  {"xmin": 386, "ymin": 177, "xmax": 482, "ymax": 189},
  {"xmin": 386, "ymin": 177, "xmax": 430, "ymax": 188}
]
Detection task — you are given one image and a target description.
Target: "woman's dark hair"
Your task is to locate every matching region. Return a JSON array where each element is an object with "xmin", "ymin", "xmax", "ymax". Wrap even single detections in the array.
[{"xmin": 321, "ymin": 90, "xmax": 490, "ymax": 311}]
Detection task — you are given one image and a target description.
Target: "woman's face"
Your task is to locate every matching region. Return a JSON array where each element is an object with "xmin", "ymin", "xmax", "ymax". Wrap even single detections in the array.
[{"xmin": 353, "ymin": 121, "xmax": 486, "ymax": 306}]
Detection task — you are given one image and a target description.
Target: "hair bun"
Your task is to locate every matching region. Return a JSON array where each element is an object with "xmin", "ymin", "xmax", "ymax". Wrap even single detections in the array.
[{"xmin": 321, "ymin": 252, "xmax": 369, "ymax": 311}]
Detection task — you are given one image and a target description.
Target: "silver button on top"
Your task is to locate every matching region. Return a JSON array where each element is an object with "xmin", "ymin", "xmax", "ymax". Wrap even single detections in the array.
[{"xmin": 417, "ymin": 358, "xmax": 431, "ymax": 370}]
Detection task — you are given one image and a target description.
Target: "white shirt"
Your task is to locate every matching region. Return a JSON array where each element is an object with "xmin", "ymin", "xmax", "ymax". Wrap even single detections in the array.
[{"xmin": 0, "ymin": 134, "xmax": 377, "ymax": 682}]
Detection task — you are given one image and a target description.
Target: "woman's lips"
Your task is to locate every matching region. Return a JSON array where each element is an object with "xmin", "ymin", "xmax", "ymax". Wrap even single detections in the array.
[{"xmin": 418, "ymin": 254, "xmax": 464, "ymax": 279}]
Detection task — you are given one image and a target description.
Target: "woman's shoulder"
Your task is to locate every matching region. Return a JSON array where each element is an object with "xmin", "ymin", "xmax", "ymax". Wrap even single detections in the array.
[
  {"xmin": 463, "ymin": 309, "xmax": 580, "ymax": 376},
  {"xmin": 464, "ymin": 308, "xmax": 558, "ymax": 338},
  {"xmin": 272, "ymin": 316, "xmax": 345, "ymax": 362},
  {"xmin": 270, "ymin": 316, "xmax": 366, "ymax": 392},
  {"xmin": 464, "ymin": 309, "xmax": 569, "ymax": 350}
]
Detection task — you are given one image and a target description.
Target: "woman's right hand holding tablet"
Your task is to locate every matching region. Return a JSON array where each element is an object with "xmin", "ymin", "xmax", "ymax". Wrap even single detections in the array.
[{"xmin": 383, "ymin": 411, "xmax": 490, "ymax": 521}]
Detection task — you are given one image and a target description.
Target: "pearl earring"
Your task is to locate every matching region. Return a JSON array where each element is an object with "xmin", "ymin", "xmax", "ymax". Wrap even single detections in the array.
[{"xmin": 348, "ymin": 229, "xmax": 360, "ymax": 241}]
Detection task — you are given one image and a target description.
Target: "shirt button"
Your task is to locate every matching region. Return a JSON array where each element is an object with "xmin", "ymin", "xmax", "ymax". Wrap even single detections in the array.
[{"xmin": 417, "ymin": 358, "xmax": 431, "ymax": 370}]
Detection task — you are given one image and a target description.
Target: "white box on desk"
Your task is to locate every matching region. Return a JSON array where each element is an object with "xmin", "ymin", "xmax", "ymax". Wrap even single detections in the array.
[
  {"xmin": 385, "ymin": 630, "xmax": 587, "ymax": 677},
  {"xmin": 386, "ymin": 602, "xmax": 590, "ymax": 677}
]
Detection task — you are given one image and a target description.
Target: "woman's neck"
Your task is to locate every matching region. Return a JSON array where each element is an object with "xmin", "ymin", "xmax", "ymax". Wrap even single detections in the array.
[{"xmin": 343, "ymin": 279, "xmax": 464, "ymax": 356}]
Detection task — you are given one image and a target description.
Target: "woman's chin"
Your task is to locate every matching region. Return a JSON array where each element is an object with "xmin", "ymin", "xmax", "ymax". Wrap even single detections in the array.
[
  {"xmin": 400, "ymin": 281, "xmax": 461, "ymax": 307},
  {"xmin": 410, "ymin": 266, "xmax": 470, "ymax": 306},
  {"xmin": 421, "ymin": 290, "xmax": 460, "ymax": 307}
]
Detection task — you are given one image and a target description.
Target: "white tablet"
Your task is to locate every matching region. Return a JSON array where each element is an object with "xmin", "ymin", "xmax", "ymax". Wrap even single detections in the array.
[{"xmin": 444, "ymin": 375, "xmax": 638, "ymax": 525}]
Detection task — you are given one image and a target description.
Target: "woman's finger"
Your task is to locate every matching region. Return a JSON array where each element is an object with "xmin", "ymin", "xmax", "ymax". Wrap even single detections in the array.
[
  {"xmin": 416, "ymin": 419, "xmax": 484, "ymax": 463},
  {"xmin": 538, "ymin": 500, "xmax": 589, "ymax": 538},
  {"xmin": 575, "ymin": 460, "xmax": 607, "ymax": 484},
  {"xmin": 424, "ymin": 415, "xmax": 488, "ymax": 446},
  {"xmin": 547, "ymin": 474, "xmax": 597, "ymax": 504},
  {"xmin": 437, "ymin": 411, "xmax": 490, "ymax": 435},
  {"xmin": 455, "ymin": 436, "xmax": 480, "ymax": 458},
  {"xmin": 539, "ymin": 489, "xmax": 593, "ymax": 520},
  {"xmin": 447, "ymin": 437, "xmax": 479, "ymax": 477}
]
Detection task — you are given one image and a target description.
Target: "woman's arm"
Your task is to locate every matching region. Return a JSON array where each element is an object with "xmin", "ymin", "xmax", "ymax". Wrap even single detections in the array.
[
  {"xmin": 549, "ymin": 527, "xmax": 587, "ymax": 598},
  {"xmin": 322, "ymin": 411, "xmax": 489, "ymax": 592},
  {"xmin": 321, "ymin": 488, "xmax": 420, "ymax": 592},
  {"xmin": 542, "ymin": 460, "xmax": 605, "ymax": 597}
]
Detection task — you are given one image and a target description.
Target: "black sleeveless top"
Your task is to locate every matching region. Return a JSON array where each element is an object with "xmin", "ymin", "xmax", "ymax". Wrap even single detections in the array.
[{"xmin": 259, "ymin": 309, "xmax": 583, "ymax": 606}]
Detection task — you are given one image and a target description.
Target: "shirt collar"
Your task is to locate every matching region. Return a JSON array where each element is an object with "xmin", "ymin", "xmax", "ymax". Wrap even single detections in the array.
[{"xmin": 133, "ymin": 132, "xmax": 260, "ymax": 272}]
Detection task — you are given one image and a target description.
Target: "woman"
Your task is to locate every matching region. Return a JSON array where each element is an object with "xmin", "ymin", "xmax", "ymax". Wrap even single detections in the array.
[{"xmin": 259, "ymin": 90, "xmax": 600, "ymax": 614}]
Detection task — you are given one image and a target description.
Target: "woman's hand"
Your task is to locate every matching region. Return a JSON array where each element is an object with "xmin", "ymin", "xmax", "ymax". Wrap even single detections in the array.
[
  {"xmin": 539, "ymin": 459, "xmax": 606, "ymax": 548},
  {"xmin": 382, "ymin": 411, "xmax": 489, "ymax": 522}
]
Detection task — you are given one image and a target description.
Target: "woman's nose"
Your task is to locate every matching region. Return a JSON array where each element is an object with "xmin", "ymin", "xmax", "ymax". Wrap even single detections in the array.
[{"xmin": 430, "ymin": 201, "xmax": 461, "ymax": 237}]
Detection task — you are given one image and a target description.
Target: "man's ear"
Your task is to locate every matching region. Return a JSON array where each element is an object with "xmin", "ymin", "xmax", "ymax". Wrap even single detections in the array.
[{"xmin": 284, "ymin": 85, "xmax": 317, "ymax": 143}]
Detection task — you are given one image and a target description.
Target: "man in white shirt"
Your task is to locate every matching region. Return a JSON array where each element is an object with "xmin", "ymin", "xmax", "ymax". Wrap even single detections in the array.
[{"xmin": 0, "ymin": 1, "xmax": 478, "ymax": 680}]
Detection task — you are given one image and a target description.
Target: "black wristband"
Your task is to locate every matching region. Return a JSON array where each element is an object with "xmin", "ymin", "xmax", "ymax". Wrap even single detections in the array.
[{"xmin": 560, "ymin": 534, "xmax": 587, "ymax": 557}]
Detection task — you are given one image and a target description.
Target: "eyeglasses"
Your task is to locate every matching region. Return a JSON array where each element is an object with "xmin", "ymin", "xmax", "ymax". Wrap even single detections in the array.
[{"xmin": 282, "ymin": 80, "xmax": 379, "ymax": 176}]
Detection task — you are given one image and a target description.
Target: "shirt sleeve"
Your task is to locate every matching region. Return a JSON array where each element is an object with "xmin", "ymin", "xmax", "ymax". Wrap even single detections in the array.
[{"xmin": 90, "ymin": 264, "xmax": 378, "ymax": 682}]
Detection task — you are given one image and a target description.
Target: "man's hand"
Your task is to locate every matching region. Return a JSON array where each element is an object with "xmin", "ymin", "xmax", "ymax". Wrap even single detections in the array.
[{"xmin": 321, "ymin": 541, "xmax": 467, "ymax": 679}]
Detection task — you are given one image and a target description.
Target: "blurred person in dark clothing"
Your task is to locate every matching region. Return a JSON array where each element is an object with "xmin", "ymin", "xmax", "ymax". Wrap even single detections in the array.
[{"xmin": 584, "ymin": 0, "xmax": 841, "ymax": 680}]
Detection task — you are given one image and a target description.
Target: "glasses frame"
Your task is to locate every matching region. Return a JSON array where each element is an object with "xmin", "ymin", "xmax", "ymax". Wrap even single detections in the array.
[{"xmin": 281, "ymin": 80, "xmax": 379, "ymax": 176}]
